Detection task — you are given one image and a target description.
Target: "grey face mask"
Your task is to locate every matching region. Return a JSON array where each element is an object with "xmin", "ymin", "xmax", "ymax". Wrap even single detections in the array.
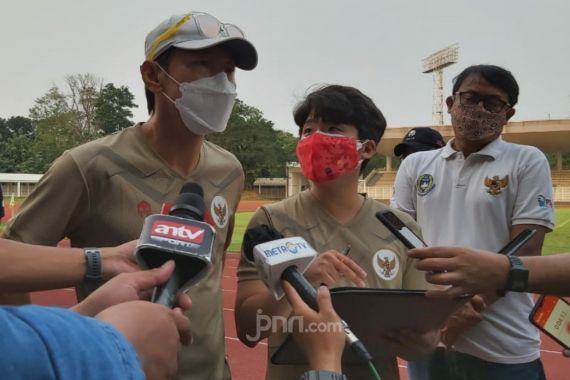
[{"xmin": 158, "ymin": 65, "xmax": 237, "ymax": 136}]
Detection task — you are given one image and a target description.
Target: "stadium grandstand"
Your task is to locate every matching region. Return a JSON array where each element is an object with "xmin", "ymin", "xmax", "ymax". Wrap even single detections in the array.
[{"xmin": 287, "ymin": 119, "xmax": 570, "ymax": 203}]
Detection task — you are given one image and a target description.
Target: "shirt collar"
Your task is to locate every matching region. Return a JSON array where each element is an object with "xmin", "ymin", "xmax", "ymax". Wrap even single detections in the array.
[{"xmin": 441, "ymin": 136, "xmax": 505, "ymax": 160}]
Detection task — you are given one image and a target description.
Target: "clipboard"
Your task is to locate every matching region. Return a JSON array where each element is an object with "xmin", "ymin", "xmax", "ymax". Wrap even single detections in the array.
[{"xmin": 271, "ymin": 287, "xmax": 469, "ymax": 365}]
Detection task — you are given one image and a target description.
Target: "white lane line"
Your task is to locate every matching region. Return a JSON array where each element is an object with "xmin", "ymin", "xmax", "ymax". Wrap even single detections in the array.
[
  {"xmin": 540, "ymin": 349, "xmax": 562, "ymax": 354},
  {"xmin": 554, "ymin": 217, "xmax": 570, "ymax": 230}
]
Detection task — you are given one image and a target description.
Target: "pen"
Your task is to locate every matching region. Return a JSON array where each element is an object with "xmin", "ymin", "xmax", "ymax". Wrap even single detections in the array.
[{"xmin": 341, "ymin": 244, "xmax": 351, "ymax": 256}]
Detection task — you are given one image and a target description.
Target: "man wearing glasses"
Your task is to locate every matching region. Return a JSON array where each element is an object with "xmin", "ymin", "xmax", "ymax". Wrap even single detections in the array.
[
  {"xmin": 392, "ymin": 65, "xmax": 553, "ymax": 380},
  {"xmin": 3, "ymin": 11, "xmax": 257, "ymax": 380}
]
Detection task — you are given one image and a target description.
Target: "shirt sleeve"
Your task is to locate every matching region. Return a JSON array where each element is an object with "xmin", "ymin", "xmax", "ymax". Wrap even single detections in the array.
[
  {"xmin": 0, "ymin": 305, "xmax": 144, "ymax": 380},
  {"xmin": 511, "ymin": 148, "xmax": 555, "ymax": 230},
  {"xmin": 236, "ymin": 207, "xmax": 272, "ymax": 282},
  {"xmin": 2, "ymin": 152, "xmax": 89, "ymax": 245},
  {"xmin": 391, "ymin": 158, "xmax": 417, "ymax": 220}
]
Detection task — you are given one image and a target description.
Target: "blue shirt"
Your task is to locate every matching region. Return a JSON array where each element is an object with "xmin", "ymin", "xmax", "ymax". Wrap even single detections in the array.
[{"xmin": 0, "ymin": 305, "xmax": 144, "ymax": 380}]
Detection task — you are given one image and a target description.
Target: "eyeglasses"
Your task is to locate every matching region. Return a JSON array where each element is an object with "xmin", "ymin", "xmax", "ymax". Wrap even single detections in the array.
[{"xmin": 455, "ymin": 91, "xmax": 511, "ymax": 113}]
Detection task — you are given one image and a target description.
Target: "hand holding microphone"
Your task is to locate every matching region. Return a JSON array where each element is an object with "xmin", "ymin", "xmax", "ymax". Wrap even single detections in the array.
[
  {"xmin": 135, "ymin": 182, "xmax": 215, "ymax": 308},
  {"xmin": 243, "ymin": 224, "xmax": 373, "ymax": 363},
  {"xmin": 282, "ymin": 281, "xmax": 345, "ymax": 374}
]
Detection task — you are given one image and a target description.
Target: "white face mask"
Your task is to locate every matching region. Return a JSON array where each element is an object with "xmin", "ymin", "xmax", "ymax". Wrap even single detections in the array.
[{"xmin": 158, "ymin": 66, "xmax": 237, "ymax": 136}]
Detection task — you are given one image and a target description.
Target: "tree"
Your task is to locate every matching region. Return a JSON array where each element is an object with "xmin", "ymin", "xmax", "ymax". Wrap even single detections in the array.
[
  {"xmin": 274, "ymin": 130, "xmax": 298, "ymax": 166},
  {"xmin": 0, "ymin": 116, "xmax": 34, "ymax": 141},
  {"xmin": 0, "ymin": 116, "xmax": 35, "ymax": 172},
  {"xmin": 94, "ymin": 83, "xmax": 138, "ymax": 135},
  {"xmin": 208, "ymin": 99, "xmax": 289, "ymax": 188},
  {"xmin": 18, "ymin": 74, "xmax": 138, "ymax": 173},
  {"xmin": 66, "ymin": 73, "xmax": 102, "ymax": 138}
]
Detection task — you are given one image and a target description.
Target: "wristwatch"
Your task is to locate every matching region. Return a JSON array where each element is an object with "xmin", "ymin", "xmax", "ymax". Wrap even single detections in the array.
[
  {"xmin": 299, "ymin": 370, "xmax": 347, "ymax": 380},
  {"xmin": 84, "ymin": 248, "xmax": 103, "ymax": 293},
  {"xmin": 504, "ymin": 255, "xmax": 529, "ymax": 293}
]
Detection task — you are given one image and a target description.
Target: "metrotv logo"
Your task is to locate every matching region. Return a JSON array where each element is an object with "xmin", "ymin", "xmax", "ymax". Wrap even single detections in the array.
[{"xmin": 151, "ymin": 220, "xmax": 205, "ymax": 244}]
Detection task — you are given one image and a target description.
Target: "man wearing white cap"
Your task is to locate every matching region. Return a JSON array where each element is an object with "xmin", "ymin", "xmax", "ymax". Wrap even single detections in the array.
[{"xmin": 3, "ymin": 11, "xmax": 258, "ymax": 379}]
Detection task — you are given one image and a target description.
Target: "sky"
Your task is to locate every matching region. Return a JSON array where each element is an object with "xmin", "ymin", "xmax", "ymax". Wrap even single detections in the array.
[{"xmin": 1, "ymin": 0, "xmax": 569, "ymax": 135}]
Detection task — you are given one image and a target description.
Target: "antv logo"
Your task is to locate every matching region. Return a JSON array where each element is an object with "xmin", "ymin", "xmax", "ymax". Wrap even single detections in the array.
[{"xmin": 151, "ymin": 220, "xmax": 205, "ymax": 244}]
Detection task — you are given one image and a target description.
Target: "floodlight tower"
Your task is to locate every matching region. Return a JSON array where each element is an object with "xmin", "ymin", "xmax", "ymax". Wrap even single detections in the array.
[{"xmin": 422, "ymin": 44, "xmax": 459, "ymax": 125}]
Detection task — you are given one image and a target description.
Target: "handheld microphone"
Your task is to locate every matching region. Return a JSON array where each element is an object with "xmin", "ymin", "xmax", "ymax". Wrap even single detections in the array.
[
  {"xmin": 135, "ymin": 182, "xmax": 215, "ymax": 307},
  {"xmin": 243, "ymin": 224, "xmax": 373, "ymax": 363}
]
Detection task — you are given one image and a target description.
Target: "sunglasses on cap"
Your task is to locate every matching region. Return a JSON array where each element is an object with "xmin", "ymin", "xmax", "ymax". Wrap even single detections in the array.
[{"xmin": 147, "ymin": 12, "xmax": 246, "ymax": 60}]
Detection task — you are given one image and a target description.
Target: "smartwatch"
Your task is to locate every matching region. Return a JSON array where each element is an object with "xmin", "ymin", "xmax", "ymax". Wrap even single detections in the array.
[
  {"xmin": 84, "ymin": 248, "xmax": 102, "ymax": 292},
  {"xmin": 503, "ymin": 255, "xmax": 529, "ymax": 293}
]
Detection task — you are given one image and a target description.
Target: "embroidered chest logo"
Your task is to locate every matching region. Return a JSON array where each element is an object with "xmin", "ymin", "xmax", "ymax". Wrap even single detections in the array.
[
  {"xmin": 211, "ymin": 195, "xmax": 229, "ymax": 229},
  {"xmin": 416, "ymin": 174, "xmax": 435, "ymax": 196},
  {"xmin": 484, "ymin": 175, "xmax": 509, "ymax": 195},
  {"xmin": 372, "ymin": 249, "xmax": 400, "ymax": 281},
  {"xmin": 137, "ymin": 200, "xmax": 151, "ymax": 218}
]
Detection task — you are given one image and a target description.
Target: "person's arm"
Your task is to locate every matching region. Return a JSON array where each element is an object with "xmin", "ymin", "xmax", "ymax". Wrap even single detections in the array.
[
  {"xmin": 1, "ymin": 153, "xmax": 89, "ymax": 304},
  {"xmin": 0, "ymin": 239, "xmax": 139, "ymax": 292},
  {"xmin": 0, "ymin": 305, "xmax": 145, "ymax": 380},
  {"xmin": 411, "ymin": 247, "xmax": 570, "ymax": 297},
  {"xmin": 0, "ymin": 301, "xmax": 190, "ymax": 380}
]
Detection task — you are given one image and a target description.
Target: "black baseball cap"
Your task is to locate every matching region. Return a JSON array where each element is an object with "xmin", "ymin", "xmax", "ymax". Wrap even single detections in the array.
[{"xmin": 394, "ymin": 127, "xmax": 445, "ymax": 157}]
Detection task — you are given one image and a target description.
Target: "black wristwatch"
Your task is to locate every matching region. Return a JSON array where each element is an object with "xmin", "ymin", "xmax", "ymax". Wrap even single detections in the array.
[
  {"xmin": 504, "ymin": 255, "xmax": 529, "ymax": 293},
  {"xmin": 84, "ymin": 248, "xmax": 103, "ymax": 293}
]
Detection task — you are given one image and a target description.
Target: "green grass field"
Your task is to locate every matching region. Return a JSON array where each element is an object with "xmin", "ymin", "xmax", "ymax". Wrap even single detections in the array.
[
  {"xmin": 543, "ymin": 208, "xmax": 570, "ymax": 255},
  {"xmin": 1, "ymin": 208, "xmax": 568, "ymax": 255},
  {"xmin": 227, "ymin": 211, "xmax": 254, "ymax": 252},
  {"xmin": 226, "ymin": 208, "xmax": 570, "ymax": 255}
]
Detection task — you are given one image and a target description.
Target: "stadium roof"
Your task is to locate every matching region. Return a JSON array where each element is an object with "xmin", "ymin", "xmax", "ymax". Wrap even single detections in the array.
[{"xmin": 378, "ymin": 119, "xmax": 570, "ymax": 156}]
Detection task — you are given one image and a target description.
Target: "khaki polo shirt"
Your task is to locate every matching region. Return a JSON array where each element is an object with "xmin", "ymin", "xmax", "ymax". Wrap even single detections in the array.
[
  {"xmin": 4, "ymin": 123, "xmax": 244, "ymax": 380},
  {"xmin": 238, "ymin": 190, "xmax": 428, "ymax": 380},
  {"xmin": 392, "ymin": 137, "xmax": 555, "ymax": 364}
]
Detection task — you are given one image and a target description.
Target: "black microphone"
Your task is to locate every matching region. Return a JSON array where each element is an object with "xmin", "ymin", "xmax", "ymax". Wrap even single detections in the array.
[
  {"xmin": 135, "ymin": 182, "xmax": 215, "ymax": 308},
  {"xmin": 243, "ymin": 224, "xmax": 373, "ymax": 363}
]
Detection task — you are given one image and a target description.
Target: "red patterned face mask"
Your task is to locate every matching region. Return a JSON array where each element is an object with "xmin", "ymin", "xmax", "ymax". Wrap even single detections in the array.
[{"xmin": 296, "ymin": 132, "xmax": 361, "ymax": 183}]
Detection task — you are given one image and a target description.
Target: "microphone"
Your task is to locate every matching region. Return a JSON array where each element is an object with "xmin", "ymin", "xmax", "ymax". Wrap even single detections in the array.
[
  {"xmin": 243, "ymin": 224, "xmax": 373, "ymax": 363},
  {"xmin": 135, "ymin": 182, "xmax": 215, "ymax": 307}
]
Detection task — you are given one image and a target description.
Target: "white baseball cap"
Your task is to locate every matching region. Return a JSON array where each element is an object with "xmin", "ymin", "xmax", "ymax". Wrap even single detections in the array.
[{"xmin": 145, "ymin": 12, "xmax": 258, "ymax": 70}]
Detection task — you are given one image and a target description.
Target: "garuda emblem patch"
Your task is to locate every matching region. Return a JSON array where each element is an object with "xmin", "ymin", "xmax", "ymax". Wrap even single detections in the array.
[
  {"xmin": 484, "ymin": 175, "xmax": 509, "ymax": 195},
  {"xmin": 211, "ymin": 195, "xmax": 229, "ymax": 228},
  {"xmin": 372, "ymin": 249, "xmax": 400, "ymax": 281}
]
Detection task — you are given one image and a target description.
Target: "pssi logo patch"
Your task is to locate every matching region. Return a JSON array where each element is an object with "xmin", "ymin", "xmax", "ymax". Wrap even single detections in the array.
[
  {"xmin": 537, "ymin": 195, "xmax": 553, "ymax": 209},
  {"xmin": 151, "ymin": 220, "xmax": 205, "ymax": 244},
  {"xmin": 416, "ymin": 174, "xmax": 435, "ymax": 196}
]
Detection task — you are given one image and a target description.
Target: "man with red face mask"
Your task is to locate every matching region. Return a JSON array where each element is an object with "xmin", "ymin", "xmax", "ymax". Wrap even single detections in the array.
[
  {"xmin": 392, "ymin": 65, "xmax": 554, "ymax": 380},
  {"xmin": 235, "ymin": 85, "xmax": 440, "ymax": 380}
]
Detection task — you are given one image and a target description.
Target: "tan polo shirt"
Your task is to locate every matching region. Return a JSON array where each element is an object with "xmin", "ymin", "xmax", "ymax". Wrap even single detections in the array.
[
  {"xmin": 237, "ymin": 190, "xmax": 428, "ymax": 380},
  {"xmin": 4, "ymin": 123, "xmax": 244, "ymax": 380}
]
